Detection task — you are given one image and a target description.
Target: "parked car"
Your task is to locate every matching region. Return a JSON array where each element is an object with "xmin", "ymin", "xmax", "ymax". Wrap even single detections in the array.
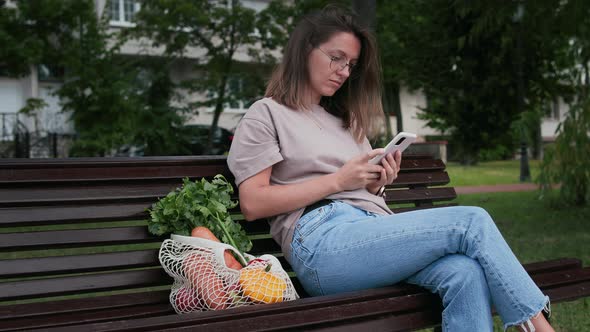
[{"xmin": 182, "ymin": 124, "xmax": 233, "ymax": 155}]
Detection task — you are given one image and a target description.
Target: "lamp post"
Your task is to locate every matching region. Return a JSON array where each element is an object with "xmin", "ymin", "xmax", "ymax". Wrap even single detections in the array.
[{"xmin": 514, "ymin": 1, "xmax": 531, "ymax": 182}]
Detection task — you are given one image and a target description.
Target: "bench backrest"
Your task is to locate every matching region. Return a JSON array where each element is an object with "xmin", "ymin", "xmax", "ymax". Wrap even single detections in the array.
[{"xmin": 0, "ymin": 155, "xmax": 456, "ymax": 306}]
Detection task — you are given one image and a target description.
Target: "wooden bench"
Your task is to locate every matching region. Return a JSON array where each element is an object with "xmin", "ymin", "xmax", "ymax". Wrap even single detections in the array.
[{"xmin": 1, "ymin": 155, "xmax": 588, "ymax": 331}]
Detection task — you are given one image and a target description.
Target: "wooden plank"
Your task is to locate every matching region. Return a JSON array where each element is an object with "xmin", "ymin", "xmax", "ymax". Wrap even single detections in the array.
[
  {"xmin": 399, "ymin": 158, "xmax": 445, "ymax": 171},
  {"xmin": 389, "ymin": 171, "xmax": 450, "ymax": 188},
  {"xmin": 2, "ymin": 259, "xmax": 586, "ymax": 331},
  {"xmin": 521, "ymin": 258, "xmax": 581, "ymax": 274},
  {"xmin": 0, "ymin": 164, "xmax": 231, "ymax": 184},
  {"xmin": 0, "ymin": 269, "xmax": 172, "ymax": 301},
  {"xmin": 308, "ymin": 309, "xmax": 441, "ymax": 332},
  {"xmin": 0, "ymin": 290, "xmax": 170, "ymax": 320},
  {"xmin": 0, "ymin": 227, "xmax": 159, "ymax": 251},
  {"xmin": 543, "ymin": 281, "xmax": 590, "ymax": 302},
  {"xmin": 0, "ymin": 182, "xmax": 183, "ymax": 205},
  {"xmin": 391, "ymin": 203, "xmax": 458, "ymax": 213},
  {"xmin": 0, "ymin": 250, "xmax": 160, "ymax": 278},
  {"xmin": 0, "ymin": 203, "xmax": 152, "ymax": 227},
  {"xmin": 0, "ymin": 302, "xmax": 172, "ymax": 332},
  {"xmin": 385, "ymin": 187, "xmax": 457, "ymax": 204},
  {"xmin": 531, "ymin": 267, "xmax": 590, "ymax": 289},
  {"xmin": 32, "ymin": 285, "xmax": 430, "ymax": 332},
  {"xmin": 0, "ymin": 156, "xmax": 441, "ymax": 183}
]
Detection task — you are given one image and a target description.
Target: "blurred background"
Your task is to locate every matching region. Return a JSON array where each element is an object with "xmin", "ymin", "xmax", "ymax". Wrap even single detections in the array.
[
  {"xmin": 1, "ymin": 2, "xmax": 588, "ymax": 329},
  {"xmin": 0, "ymin": 0, "xmax": 588, "ymax": 197}
]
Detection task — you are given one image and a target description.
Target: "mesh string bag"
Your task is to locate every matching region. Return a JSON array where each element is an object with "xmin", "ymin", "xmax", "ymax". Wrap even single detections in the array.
[{"xmin": 159, "ymin": 234, "xmax": 299, "ymax": 313}]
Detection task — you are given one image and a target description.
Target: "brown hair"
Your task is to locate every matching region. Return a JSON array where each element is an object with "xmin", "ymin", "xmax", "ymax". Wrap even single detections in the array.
[{"xmin": 265, "ymin": 5, "xmax": 384, "ymax": 142}]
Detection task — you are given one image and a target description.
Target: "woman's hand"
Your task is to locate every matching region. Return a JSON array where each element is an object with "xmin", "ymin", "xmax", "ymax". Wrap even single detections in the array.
[
  {"xmin": 334, "ymin": 149, "xmax": 387, "ymax": 192},
  {"xmin": 366, "ymin": 150, "xmax": 402, "ymax": 195}
]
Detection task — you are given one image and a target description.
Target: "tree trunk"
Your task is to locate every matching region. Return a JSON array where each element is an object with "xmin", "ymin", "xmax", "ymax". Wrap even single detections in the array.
[
  {"xmin": 382, "ymin": 81, "xmax": 402, "ymax": 141},
  {"xmin": 207, "ymin": 59, "xmax": 232, "ymax": 155}
]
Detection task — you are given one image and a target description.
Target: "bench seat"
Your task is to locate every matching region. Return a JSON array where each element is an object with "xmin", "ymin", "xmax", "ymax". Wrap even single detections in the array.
[{"xmin": 1, "ymin": 156, "xmax": 588, "ymax": 331}]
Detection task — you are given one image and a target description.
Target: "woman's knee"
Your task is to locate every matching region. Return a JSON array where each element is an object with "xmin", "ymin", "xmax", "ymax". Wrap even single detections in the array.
[
  {"xmin": 455, "ymin": 206, "xmax": 497, "ymax": 233},
  {"xmin": 442, "ymin": 255, "xmax": 486, "ymax": 286}
]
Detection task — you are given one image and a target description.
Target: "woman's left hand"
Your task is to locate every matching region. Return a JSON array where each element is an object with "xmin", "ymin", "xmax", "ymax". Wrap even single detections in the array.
[{"xmin": 366, "ymin": 150, "xmax": 402, "ymax": 195}]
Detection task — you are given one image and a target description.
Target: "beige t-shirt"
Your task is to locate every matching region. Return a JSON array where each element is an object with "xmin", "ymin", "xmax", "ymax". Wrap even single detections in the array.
[{"xmin": 227, "ymin": 97, "xmax": 393, "ymax": 262}]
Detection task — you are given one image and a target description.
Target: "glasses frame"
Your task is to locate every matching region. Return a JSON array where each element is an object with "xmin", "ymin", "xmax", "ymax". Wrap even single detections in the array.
[{"xmin": 317, "ymin": 48, "xmax": 357, "ymax": 74}]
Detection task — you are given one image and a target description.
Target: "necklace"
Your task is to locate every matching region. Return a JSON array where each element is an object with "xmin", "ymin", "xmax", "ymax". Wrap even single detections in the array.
[{"xmin": 304, "ymin": 109, "xmax": 323, "ymax": 130}]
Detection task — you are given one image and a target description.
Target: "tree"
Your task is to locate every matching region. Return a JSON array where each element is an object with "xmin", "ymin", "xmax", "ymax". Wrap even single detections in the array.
[
  {"xmin": 0, "ymin": 2, "xmax": 43, "ymax": 76},
  {"xmin": 0, "ymin": 0, "xmax": 186, "ymax": 156},
  {"xmin": 129, "ymin": 0, "xmax": 279, "ymax": 154},
  {"xmin": 538, "ymin": 0, "xmax": 590, "ymax": 206},
  {"xmin": 377, "ymin": 1, "xmax": 571, "ymax": 164}
]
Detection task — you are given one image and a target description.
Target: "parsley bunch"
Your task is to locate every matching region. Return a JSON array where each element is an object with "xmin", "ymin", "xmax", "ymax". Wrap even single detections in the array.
[{"xmin": 148, "ymin": 175, "xmax": 252, "ymax": 257}]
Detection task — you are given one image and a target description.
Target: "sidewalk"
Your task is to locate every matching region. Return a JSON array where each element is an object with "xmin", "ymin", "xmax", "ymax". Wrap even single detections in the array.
[{"xmin": 454, "ymin": 183, "xmax": 538, "ymax": 194}]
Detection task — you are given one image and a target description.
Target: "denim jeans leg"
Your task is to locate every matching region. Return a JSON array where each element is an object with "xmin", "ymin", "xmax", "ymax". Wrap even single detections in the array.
[
  {"xmin": 406, "ymin": 254, "xmax": 493, "ymax": 332},
  {"xmin": 290, "ymin": 203, "xmax": 549, "ymax": 329}
]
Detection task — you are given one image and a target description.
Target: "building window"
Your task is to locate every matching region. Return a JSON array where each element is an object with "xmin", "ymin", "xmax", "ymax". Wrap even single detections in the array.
[
  {"xmin": 224, "ymin": 76, "xmax": 256, "ymax": 113},
  {"xmin": 109, "ymin": 0, "xmax": 140, "ymax": 26},
  {"xmin": 38, "ymin": 64, "xmax": 65, "ymax": 82},
  {"xmin": 544, "ymin": 97, "xmax": 560, "ymax": 120}
]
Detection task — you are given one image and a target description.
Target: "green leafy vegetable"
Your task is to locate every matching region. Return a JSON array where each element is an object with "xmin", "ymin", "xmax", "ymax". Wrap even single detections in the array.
[{"xmin": 147, "ymin": 175, "xmax": 252, "ymax": 255}]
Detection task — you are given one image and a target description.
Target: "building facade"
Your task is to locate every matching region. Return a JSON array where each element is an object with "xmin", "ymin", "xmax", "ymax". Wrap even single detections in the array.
[{"xmin": 0, "ymin": 0, "xmax": 569, "ymax": 157}]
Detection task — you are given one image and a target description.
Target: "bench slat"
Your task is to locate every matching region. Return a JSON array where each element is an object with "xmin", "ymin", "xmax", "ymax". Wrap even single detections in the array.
[
  {"xmin": 0, "ymin": 290, "xmax": 170, "ymax": 320},
  {"xmin": 390, "ymin": 171, "xmax": 450, "ymax": 188},
  {"xmin": 18, "ymin": 264, "xmax": 590, "ymax": 332},
  {"xmin": 0, "ymin": 250, "xmax": 160, "ymax": 278},
  {"xmin": 1, "ymin": 259, "xmax": 581, "ymax": 321},
  {"xmin": 0, "ymin": 173, "xmax": 450, "ymax": 207},
  {"xmin": 385, "ymin": 187, "xmax": 457, "ymax": 204},
  {"xmin": 310, "ymin": 310, "xmax": 441, "ymax": 332},
  {"xmin": 0, "ymin": 269, "xmax": 172, "ymax": 301},
  {"xmin": 532, "ymin": 266, "xmax": 590, "ymax": 289},
  {"xmin": 1, "ymin": 238, "xmax": 284, "ymax": 278},
  {"xmin": 0, "ymin": 157, "xmax": 229, "ymax": 183},
  {"xmin": 0, "ymin": 182, "xmax": 182, "ymax": 205},
  {"xmin": 0, "ymin": 302, "xmax": 173, "ymax": 332},
  {"xmin": 0, "ymin": 203, "xmax": 152, "ymax": 226},
  {"xmin": 0, "ymin": 227, "xmax": 159, "ymax": 250},
  {"xmin": 30, "ymin": 284, "xmax": 427, "ymax": 332},
  {"xmin": 543, "ymin": 281, "xmax": 590, "ymax": 302},
  {"xmin": 0, "ymin": 156, "xmax": 441, "ymax": 182}
]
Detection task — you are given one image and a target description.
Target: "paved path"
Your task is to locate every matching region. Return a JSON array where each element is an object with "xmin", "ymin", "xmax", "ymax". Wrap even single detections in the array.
[{"xmin": 454, "ymin": 183, "xmax": 538, "ymax": 194}]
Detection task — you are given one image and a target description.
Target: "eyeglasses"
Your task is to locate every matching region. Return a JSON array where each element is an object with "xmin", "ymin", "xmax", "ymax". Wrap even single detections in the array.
[{"xmin": 317, "ymin": 48, "xmax": 357, "ymax": 74}]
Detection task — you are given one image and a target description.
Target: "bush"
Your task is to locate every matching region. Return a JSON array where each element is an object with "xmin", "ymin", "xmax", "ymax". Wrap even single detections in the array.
[{"xmin": 538, "ymin": 97, "xmax": 590, "ymax": 206}]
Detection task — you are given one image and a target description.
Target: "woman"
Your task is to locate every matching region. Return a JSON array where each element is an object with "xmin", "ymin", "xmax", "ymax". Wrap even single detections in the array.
[{"xmin": 228, "ymin": 6, "xmax": 553, "ymax": 332}]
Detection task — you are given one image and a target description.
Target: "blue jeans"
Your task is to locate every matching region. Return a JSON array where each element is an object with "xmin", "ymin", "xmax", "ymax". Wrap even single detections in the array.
[{"xmin": 289, "ymin": 201, "xmax": 550, "ymax": 331}]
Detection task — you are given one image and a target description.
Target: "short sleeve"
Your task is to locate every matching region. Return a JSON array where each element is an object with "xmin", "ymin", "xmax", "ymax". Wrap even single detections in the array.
[{"xmin": 227, "ymin": 102, "xmax": 284, "ymax": 186}]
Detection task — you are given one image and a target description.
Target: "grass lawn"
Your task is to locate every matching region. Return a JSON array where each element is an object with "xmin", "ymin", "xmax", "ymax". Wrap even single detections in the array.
[
  {"xmin": 456, "ymin": 191, "xmax": 589, "ymax": 331},
  {"xmin": 445, "ymin": 159, "xmax": 541, "ymax": 187}
]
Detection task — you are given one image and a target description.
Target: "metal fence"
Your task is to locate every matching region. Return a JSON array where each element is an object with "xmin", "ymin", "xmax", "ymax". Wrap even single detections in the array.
[{"xmin": 0, "ymin": 112, "xmax": 75, "ymax": 158}]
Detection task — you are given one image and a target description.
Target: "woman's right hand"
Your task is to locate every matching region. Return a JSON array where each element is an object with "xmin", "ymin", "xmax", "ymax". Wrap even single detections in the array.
[{"xmin": 334, "ymin": 149, "xmax": 385, "ymax": 191}]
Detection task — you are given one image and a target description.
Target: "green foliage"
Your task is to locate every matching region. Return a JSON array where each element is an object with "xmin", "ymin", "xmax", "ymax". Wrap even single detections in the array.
[
  {"xmin": 147, "ymin": 175, "xmax": 252, "ymax": 255},
  {"xmin": 538, "ymin": 98, "xmax": 590, "ymax": 206},
  {"xmin": 0, "ymin": 0, "xmax": 186, "ymax": 156},
  {"xmin": 377, "ymin": 1, "xmax": 574, "ymax": 164},
  {"xmin": 129, "ymin": 0, "xmax": 290, "ymax": 154},
  {"xmin": 18, "ymin": 98, "xmax": 48, "ymax": 116},
  {"xmin": 0, "ymin": 3, "xmax": 41, "ymax": 76},
  {"xmin": 477, "ymin": 144, "xmax": 513, "ymax": 162},
  {"xmin": 536, "ymin": 0, "xmax": 590, "ymax": 206}
]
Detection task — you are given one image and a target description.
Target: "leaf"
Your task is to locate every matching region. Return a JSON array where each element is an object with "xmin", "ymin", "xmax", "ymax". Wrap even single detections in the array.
[{"xmin": 146, "ymin": 175, "xmax": 251, "ymax": 257}]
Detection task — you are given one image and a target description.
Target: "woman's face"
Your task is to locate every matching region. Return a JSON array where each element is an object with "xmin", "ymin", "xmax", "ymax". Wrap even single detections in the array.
[{"xmin": 307, "ymin": 32, "xmax": 361, "ymax": 104}]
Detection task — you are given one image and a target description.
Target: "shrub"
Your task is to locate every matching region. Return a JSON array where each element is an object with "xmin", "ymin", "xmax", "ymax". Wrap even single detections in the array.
[{"xmin": 538, "ymin": 97, "xmax": 590, "ymax": 206}]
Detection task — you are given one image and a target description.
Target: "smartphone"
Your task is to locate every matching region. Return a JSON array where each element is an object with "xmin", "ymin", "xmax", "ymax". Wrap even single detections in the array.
[{"xmin": 369, "ymin": 132, "xmax": 417, "ymax": 165}]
